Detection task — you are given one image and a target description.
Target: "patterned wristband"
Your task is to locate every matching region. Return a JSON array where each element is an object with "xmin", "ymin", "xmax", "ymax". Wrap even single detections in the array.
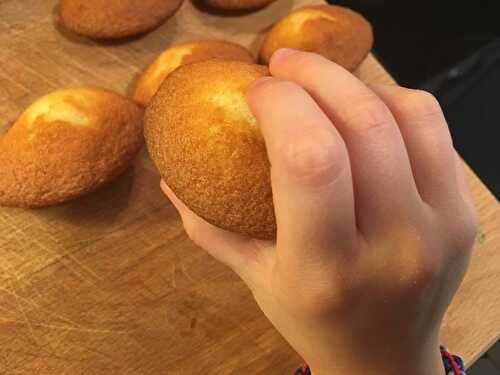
[
  {"xmin": 294, "ymin": 364, "xmax": 311, "ymax": 375},
  {"xmin": 440, "ymin": 345, "xmax": 466, "ymax": 375},
  {"xmin": 294, "ymin": 345, "xmax": 466, "ymax": 375}
]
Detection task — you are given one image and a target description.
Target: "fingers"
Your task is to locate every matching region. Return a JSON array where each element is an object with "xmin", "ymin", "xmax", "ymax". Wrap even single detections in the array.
[
  {"xmin": 269, "ymin": 50, "xmax": 422, "ymax": 235},
  {"xmin": 160, "ymin": 181, "xmax": 265, "ymax": 279},
  {"xmin": 246, "ymin": 77, "xmax": 356, "ymax": 264},
  {"xmin": 369, "ymin": 84, "xmax": 460, "ymax": 208}
]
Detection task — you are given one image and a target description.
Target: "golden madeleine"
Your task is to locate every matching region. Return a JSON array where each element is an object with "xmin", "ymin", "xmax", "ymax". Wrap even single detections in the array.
[
  {"xmin": 260, "ymin": 5, "xmax": 373, "ymax": 70},
  {"xmin": 202, "ymin": 0, "xmax": 276, "ymax": 11},
  {"xmin": 134, "ymin": 40, "xmax": 254, "ymax": 107},
  {"xmin": 59, "ymin": 0, "xmax": 183, "ymax": 39},
  {"xmin": 0, "ymin": 87, "xmax": 143, "ymax": 208},
  {"xmin": 145, "ymin": 60, "xmax": 275, "ymax": 239}
]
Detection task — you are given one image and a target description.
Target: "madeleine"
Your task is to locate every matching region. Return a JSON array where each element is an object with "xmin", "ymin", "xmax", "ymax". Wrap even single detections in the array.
[
  {"xmin": 260, "ymin": 5, "xmax": 373, "ymax": 71},
  {"xmin": 0, "ymin": 87, "xmax": 143, "ymax": 207},
  {"xmin": 145, "ymin": 60, "xmax": 275, "ymax": 239},
  {"xmin": 134, "ymin": 40, "xmax": 254, "ymax": 107}
]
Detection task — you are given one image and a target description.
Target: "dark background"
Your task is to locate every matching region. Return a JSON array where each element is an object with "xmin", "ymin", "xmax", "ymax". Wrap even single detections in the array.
[{"xmin": 330, "ymin": 0, "xmax": 500, "ymax": 199}]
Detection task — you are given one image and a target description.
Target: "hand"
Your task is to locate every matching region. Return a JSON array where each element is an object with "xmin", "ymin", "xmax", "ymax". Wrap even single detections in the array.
[{"xmin": 161, "ymin": 49, "xmax": 478, "ymax": 375}]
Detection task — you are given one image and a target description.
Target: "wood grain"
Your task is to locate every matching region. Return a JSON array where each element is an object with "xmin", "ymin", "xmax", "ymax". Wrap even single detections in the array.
[{"xmin": 0, "ymin": 0, "xmax": 498, "ymax": 373}]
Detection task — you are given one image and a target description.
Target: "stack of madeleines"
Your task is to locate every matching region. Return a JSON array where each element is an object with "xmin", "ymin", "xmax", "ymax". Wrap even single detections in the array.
[{"xmin": 1, "ymin": 1, "xmax": 372, "ymax": 240}]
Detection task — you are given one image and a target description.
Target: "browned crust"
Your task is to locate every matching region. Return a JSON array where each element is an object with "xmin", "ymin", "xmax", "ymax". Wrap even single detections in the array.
[
  {"xmin": 203, "ymin": 0, "xmax": 276, "ymax": 11},
  {"xmin": 144, "ymin": 60, "xmax": 276, "ymax": 239},
  {"xmin": 134, "ymin": 40, "xmax": 255, "ymax": 107},
  {"xmin": 0, "ymin": 87, "xmax": 144, "ymax": 208},
  {"xmin": 259, "ymin": 5, "xmax": 373, "ymax": 70},
  {"xmin": 59, "ymin": 0, "xmax": 183, "ymax": 39}
]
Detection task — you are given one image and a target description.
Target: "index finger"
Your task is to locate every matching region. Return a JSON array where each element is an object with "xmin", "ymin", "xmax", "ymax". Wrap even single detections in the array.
[{"xmin": 246, "ymin": 77, "xmax": 357, "ymax": 265}]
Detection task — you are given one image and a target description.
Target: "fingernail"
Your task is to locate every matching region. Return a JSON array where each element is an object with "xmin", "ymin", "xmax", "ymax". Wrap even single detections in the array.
[{"xmin": 270, "ymin": 48, "xmax": 298, "ymax": 64}]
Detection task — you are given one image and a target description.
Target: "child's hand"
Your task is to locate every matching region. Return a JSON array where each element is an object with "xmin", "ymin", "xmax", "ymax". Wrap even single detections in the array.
[{"xmin": 161, "ymin": 49, "xmax": 478, "ymax": 375}]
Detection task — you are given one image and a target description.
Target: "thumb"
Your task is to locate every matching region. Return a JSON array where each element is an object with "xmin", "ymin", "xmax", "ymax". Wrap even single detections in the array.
[{"xmin": 161, "ymin": 180, "xmax": 269, "ymax": 281}]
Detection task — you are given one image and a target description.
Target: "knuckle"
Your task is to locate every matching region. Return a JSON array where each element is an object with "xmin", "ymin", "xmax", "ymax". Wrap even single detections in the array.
[
  {"xmin": 438, "ymin": 194, "xmax": 480, "ymax": 252},
  {"xmin": 468, "ymin": 209, "xmax": 480, "ymax": 240},
  {"xmin": 280, "ymin": 279, "xmax": 343, "ymax": 317},
  {"xmin": 271, "ymin": 261, "xmax": 358, "ymax": 318},
  {"xmin": 398, "ymin": 249, "xmax": 440, "ymax": 296},
  {"xmin": 384, "ymin": 225, "xmax": 441, "ymax": 293},
  {"xmin": 296, "ymin": 278, "xmax": 362, "ymax": 317},
  {"xmin": 463, "ymin": 199, "xmax": 480, "ymax": 234},
  {"xmin": 452, "ymin": 205, "xmax": 480, "ymax": 250},
  {"xmin": 414, "ymin": 254, "xmax": 440, "ymax": 289},
  {"xmin": 345, "ymin": 94, "xmax": 394, "ymax": 134},
  {"xmin": 280, "ymin": 131, "xmax": 345, "ymax": 186},
  {"xmin": 465, "ymin": 218, "xmax": 480, "ymax": 249},
  {"xmin": 399, "ymin": 89, "xmax": 444, "ymax": 121}
]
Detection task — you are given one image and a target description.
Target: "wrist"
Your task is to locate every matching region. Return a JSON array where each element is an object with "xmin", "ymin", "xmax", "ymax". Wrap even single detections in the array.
[
  {"xmin": 307, "ymin": 340, "xmax": 443, "ymax": 375},
  {"xmin": 301, "ymin": 345, "xmax": 467, "ymax": 375}
]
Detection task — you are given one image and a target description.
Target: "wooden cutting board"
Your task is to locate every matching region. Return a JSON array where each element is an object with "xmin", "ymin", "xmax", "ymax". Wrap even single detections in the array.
[{"xmin": 0, "ymin": 0, "xmax": 498, "ymax": 373}]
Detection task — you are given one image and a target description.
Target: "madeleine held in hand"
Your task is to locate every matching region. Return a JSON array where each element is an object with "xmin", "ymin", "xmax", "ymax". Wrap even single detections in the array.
[{"xmin": 161, "ymin": 50, "xmax": 478, "ymax": 375}]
